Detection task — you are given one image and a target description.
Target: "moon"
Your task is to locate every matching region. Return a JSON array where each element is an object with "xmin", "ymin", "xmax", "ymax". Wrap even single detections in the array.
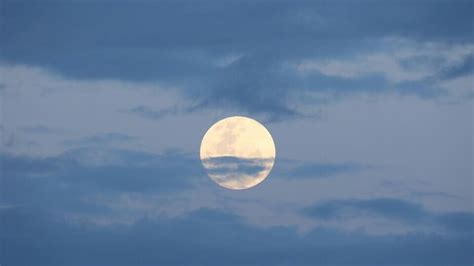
[{"xmin": 200, "ymin": 116, "xmax": 276, "ymax": 190}]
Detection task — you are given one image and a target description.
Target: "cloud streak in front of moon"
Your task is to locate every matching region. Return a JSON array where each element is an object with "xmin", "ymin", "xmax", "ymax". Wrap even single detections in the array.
[{"xmin": 202, "ymin": 156, "xmax": 274, "ymax": 189}]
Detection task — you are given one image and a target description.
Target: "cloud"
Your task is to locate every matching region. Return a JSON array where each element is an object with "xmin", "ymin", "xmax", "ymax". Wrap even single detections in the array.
[
  {"xmin": 125, "ymin": 105, "xmax": 180, "ymax": 120},
  {"xmin": 436, "ymin": 212, "xmax": 474, "ymax": 233},
  {"xmin": 1, "ymin": 146, "xmax": 472, "ymax": 265},
  {"xmin": 1, "ymin": 1, "xmax": 473, "ymax": 121},
  {"xmin": 0, "ymin": 148, "xmax": 205, "ymax": 219},
  {"xmin": 0, "ymin": 204, "xmax": 15, "ymax": 210},
  {"xmin": 1, "ymin": 206, "xmax": 472, "ymax": 265},
  {"xmin": 200, "ymin": 156, "xmax": 365, "ymax": 182},
  {"xmin": 273, "ymin": 159, "xmax": 367, "ymax": 179},
  {"xmin": 302, "ymin": 198, "xmax": 474, "ymax": 233},
  {"xmin": 297, "ymin": 39, "xmax": 474, "ymax": 98},
  {"xmin": 438, "ymin": 53, "xmax": 474, "ymax": 80},
  {"xmin": 303, "ymin": 198, "xmax": 426, "ymax": 221},
  {"xmin": 0, "ymin": 64, "xmax": 186, "ymax": 155}
]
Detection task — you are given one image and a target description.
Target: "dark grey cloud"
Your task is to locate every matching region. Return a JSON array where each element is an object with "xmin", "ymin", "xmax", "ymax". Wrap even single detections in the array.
[
  {"xmin": 302, "ymin": 198, "xmax": 474, "ymax": 233},
  {"xmin": 1, "ymin": 0, "xmax": 472, "ymax": 121},
  {"xmin": 1, "ymin": 148, "xmax": 205, "ymax": 216},
  {"xmin": 3, "ymin": 1, "xmax": 471, "ymax": 68},
  {"xmin": 1, "ymin": 206, "xmax": 472, "ymax": 266}
]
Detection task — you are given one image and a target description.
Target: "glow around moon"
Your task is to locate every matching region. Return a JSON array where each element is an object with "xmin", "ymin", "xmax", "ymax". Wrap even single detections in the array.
[{"xmin": 200, "ymin": 116, "xmax": 276, "ymax": 190}]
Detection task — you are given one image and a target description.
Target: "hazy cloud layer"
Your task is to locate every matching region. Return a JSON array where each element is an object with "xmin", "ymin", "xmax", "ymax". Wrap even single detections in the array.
[
  {"xmin": 1, "ymin": 147, "xmax": 365, "ymax": 220},
  {"xmin": 1, "ymin": 1, "xmax": 473, "ymax": 264},
  {"xmin": 1, "ymin": 206, "xmax": 472, "ymax": 265}
]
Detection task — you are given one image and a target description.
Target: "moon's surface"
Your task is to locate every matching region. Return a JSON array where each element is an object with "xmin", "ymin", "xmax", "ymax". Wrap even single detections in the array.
[{"xmin": 200, "ymin": 116, "xmax": 276, "ymax": 190}]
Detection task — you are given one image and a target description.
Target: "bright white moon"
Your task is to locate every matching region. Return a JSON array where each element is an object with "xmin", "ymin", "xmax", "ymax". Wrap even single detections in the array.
[{"xmin": 200, "ymin": 116, "xmax": 276, "ymax": 190}]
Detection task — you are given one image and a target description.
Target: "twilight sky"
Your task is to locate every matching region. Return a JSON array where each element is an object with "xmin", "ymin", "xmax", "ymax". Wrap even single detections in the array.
[{"xmin": 1, "ymin": 0, "xmax": 473, "ymax": 265}]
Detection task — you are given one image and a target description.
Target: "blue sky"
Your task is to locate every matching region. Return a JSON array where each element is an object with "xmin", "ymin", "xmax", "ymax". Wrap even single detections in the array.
[{"xmin": 1, "ymin": 0, "xmax": 473, "ymax": 265}]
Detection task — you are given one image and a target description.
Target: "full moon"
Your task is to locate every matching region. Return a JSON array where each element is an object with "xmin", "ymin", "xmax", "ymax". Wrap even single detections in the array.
[{"xmin": 200, "ymin": 116, "xmax": 276, "ymax": 190}]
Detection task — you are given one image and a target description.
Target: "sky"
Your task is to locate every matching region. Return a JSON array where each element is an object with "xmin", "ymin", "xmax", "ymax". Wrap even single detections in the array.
[{"xmin": 0, "ymin": 0, "xmax": 473, "ymax": 265}]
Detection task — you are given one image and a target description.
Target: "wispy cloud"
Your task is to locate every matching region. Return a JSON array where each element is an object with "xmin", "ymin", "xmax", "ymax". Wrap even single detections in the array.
[
  {"xmin": 296, "ymin": 39, "xmax": 474, "ymax": 98},
  {"xmin": 273, "ymin": 158, "xmax": 367, "ymax": 179},
  {"xmin": 125, "ymin": 105, "xmax": 179, "ymax": 120},
  {"xmin": 302, "ymin": 198, "xmax": 474, "ymax": 233}
]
